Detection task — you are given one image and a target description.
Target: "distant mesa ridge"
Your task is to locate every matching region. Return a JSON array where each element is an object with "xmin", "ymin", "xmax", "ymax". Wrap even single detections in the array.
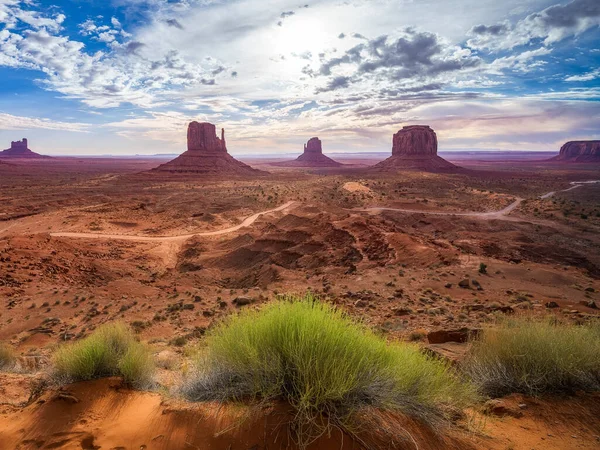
[
  {"xmin": 272, "ymin": 137, "xmax": 342, "ymax": 167},
  {"xmin": 0, "ymin": 138, "xmax": 50, "ymax": 159},
  {"xmin": 154, "ymin": 122, "xmax": 264, "ymax": 174},
  {"xmin": 374, "ymin": 125, "xmax": 458, "ymax": 171},
  {"xmin": 550, "ymin": 140, "xmax": 600, "ymax": 163}
]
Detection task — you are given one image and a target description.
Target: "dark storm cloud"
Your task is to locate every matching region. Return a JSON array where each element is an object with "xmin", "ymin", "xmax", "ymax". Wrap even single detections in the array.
[
  {"xmin": 165, "ymin": 18, "xmax": 184, "ymax": 29},
  {"xmin": 538, "ymin": 0, "xmax": 600, "ymax": 28},
  {"xmin": 315, "ymin": 75, "xmax": 351, "ymax": 93},
  {"xmin": 313, "ymin": 29, "xmax": 479, "ymax": 89},
  {"xmin": 125, "ymin": 41, "xmax": 145, "ymax": 54},
  {"xmin": 470, "ymin": 24, "xmax": 508, "ymax": 35}
]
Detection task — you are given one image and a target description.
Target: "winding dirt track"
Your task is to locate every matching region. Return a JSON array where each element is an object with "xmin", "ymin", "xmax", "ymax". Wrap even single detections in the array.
[
  {"xmin": 357, "ymin": 180, "xmax": 600, "ymax": 219},
  {"xmin": 48, "ymin": 180, "xmax": 599, "ymax": 243},
  {"xmin": 50, "ymin": 201, "xmax": 296, "ymax": 242}
]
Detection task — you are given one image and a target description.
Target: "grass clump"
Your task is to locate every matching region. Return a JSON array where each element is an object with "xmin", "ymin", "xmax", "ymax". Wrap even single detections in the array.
[
  {"xmin": 464, "ymin": 317, "xmax": 600, "ymax": 397},
  {"xmin": 53, "ymin": 322, "xmax": 155, "ymax": 388},
  {"xmin": 182, "ymin": 295, "xmax": 475, "ymax": 445},
  {"xmin": 0, "ymin": 342, "xmax": 16, "ymax": 371}
]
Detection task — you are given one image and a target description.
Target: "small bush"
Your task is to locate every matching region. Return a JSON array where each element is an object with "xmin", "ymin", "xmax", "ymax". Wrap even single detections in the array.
[
  {"xmin": 478, "ymin": 263, "xmax": 487, "ymax": 274},
  {"xmin": 181, "ymin": 295, "xmax": 475, "ymax": 446},
  {"xmin": 0, "ymin": 342, "xmax": 16, "ymax": 371},
  {"xmin": 464, "ymin": 318, "xmax": 600, "ymax": 397},
  {"xmin": 53, "ymin": 323, "xmax": 154, "ymax": 388}
]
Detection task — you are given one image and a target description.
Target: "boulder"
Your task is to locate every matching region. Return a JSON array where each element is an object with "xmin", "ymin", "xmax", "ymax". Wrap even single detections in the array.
[
  {"xmin": 550, "ymin": 141, "xmax": 600, "ymax": 163},
  {"xmin": 374, "ymin": 125, "xmax": 458, "ymax": 171},
  {"xmin": 154, "ymin": 122, "xmax": 265, "ymax": 175}
]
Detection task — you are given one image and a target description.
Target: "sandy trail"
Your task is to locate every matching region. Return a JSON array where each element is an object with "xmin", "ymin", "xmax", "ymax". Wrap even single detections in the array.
[
  {"xmin": 50, "ymin": 201, "xmax": 296, "ymax": 242},
  {"xmin": 358, "ymin": 180, "xmax": 600, "ymax": 219}
]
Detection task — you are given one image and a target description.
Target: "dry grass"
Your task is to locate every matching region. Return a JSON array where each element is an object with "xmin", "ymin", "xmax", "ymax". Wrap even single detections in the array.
[
  {"xmin": 464, "ymin": 317, "xmax": 600, "ymax": 397},
  {"xmin": 181, "ymin": 294, "xmax": 476, "ymax": 447},
  {"xmin": 53, "ymin": 322, "xmax": 155, "ymax": 389}
]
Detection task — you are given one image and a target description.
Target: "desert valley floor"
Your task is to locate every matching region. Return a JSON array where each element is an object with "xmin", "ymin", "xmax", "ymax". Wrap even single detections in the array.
[{"xmin": 1, "ymin": 155, "xmax": 600, "ymax": 449}]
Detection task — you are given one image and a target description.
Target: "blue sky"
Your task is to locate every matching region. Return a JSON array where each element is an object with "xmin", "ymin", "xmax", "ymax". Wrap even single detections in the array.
[{"xmin": 0, "ymin": 0, "xmax": 598, "ymax": 156}]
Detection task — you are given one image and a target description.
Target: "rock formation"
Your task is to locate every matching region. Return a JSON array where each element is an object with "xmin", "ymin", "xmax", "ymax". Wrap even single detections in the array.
[
  {"xmin": 550, "ymin": 141, "xmax": 600, "ymax": 163},
  {"xmin": 0, "ymin": 139, "xmax": 49, "ymax": 159},
  {"xmin": 154, "ymin": 122, "xmax": 264, "ymax": 175},
  {"xmin": 374, "ymin": 125, "xmax": 457, "ymax": 171},
  {"xmin": 272, "ymin": 137, "xmax": 342, "ymax": 167}
]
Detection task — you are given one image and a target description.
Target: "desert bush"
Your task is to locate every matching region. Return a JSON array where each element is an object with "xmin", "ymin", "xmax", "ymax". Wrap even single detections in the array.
[
  {"xmin": 53, "ymin": 322, "xmax": 154, "ymax": 388},
  {"xmin": 181, "ymin": 294, "xmax": 475, "ymax": 446},
  {"xmin": 464, "ymin": 317, "xmax": 600, "ymax": 397},
  {"xmin": 0, "ymin": 342, "xmax": 16, "ymax": 371}
]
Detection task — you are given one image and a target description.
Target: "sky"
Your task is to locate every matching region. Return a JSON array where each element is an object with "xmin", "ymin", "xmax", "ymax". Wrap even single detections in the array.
[{"xmin": 0, "ymin": 0, "xmax": 598, "ymax": 156}]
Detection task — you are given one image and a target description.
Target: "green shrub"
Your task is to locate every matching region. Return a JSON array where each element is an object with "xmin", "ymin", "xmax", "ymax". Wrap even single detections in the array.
[
  {"xmin": 464, "ymin": 318, "xmax": 600, "ymax": 397},
  {"xmin": 0, "ymin": 342, "xmax": 16, "ymax": 371},
  {"xmin": 478, "ymin": 263, "xmax": 487, "ymax": 274},
  {"xmin": 53, "ymin": 322, "xmax": 154, "ymax": 388},
  {"xmin": 181, "ymin": 295, "xmax": 475, "ymax": 446}
]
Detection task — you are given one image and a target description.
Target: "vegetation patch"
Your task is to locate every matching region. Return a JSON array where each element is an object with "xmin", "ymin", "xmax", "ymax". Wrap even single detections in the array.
[
  {"xmin": 53, "ymin": 322, "xmax": 155, "ymax": 388},
  {"xmin": 181, "ymin": 294, "xmax": 475, "ymax": 446},
  {"xmin": 464, "ymin": 317, "xmax": 600, "ymax": 397}
]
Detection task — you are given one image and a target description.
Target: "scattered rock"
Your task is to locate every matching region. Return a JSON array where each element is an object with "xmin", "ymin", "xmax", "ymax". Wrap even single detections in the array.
[
  {"xmin": 232, "ymin": 296, "xmax": 253, "ymax": 307},
  {"xmin": 545, "ymin": 301, "xmax": 560, "ymax": 308},
  {"xmin": 458, "ymin": 279, "xmax": 470, "ymax": 289},
  {"xmin": 427, "ymin": 327, "xmax": 480, "ymax": 344},
  {"xmin": 483, "ymin": 399, "xmax": 524, "ymax": 418}
]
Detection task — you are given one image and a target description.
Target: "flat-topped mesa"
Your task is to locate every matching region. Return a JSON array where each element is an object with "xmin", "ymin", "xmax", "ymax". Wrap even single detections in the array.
[
  {"xmin": 393, "ymin": 126, "xmax": 438, "ymax": 156},
  {"xmin": 153, "ymin": 121, "xmax": 265, "ymax": 175},
  {"xmin": 273, "ymin": 137, "xmax": 342, "ymax": 167},
  {"xmin": 0, "ymin": 138, "xmax": 49, "ymax": 159},
  {"xmin": 550, "ymin": 140, "xmax": 600, "ymax": 163},
  {"xmin": 374, "ymin": 125, "xmax": 458, "ymax": 171}
]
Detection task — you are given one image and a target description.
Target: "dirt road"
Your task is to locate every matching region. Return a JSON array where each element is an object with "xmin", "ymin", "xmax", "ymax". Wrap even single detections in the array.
[{"xmin": 50, "ymin": 201, "xmax": 296, "ymax": 242}]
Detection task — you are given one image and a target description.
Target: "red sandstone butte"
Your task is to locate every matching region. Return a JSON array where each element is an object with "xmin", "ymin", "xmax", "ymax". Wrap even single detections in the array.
[
  {"xmin": 273, "ymin": 137, "xmax": 342, "ymax": 167},
  {"xmin": 374, "ymin": 125, "xmax": 457, "ymax": 171},
  {"xmin": 0, "ymin": 138, "xmax": 50, "ymax": 159},
  {"xmin": 550, "ymin": 141, "xmax": 600, "ymax": 163},
  {"xmin": 154, "ymin": 122, "xmax": 265, "ymax": 175}
]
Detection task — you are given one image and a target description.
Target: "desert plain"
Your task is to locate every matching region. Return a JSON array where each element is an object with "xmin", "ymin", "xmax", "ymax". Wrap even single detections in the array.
[{"xmin": 1, "ymin": 148, "xmax": 599, "ymax": 449}]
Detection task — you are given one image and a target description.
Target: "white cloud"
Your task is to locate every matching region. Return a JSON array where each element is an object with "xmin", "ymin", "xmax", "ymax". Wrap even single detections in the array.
[
  {"xmin": 565, "ymin": 68, "xmax": 600, "ymax": 82},
  {"xmin": 0, "ymin": 112, "xmax": 89, "ymax": 132}
]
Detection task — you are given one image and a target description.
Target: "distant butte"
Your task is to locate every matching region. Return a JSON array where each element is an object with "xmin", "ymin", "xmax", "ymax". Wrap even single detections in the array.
[
  {"xmin": 0, "ymin": 138, "xmax": 50, "ymax": 159},
  {"xmin": 549, "ymin": 141, "xmax": 600, "ymax": 163},
  {"xmin": 273, "ymin": 137, "xmax": 342, "ymax": 167},
  {"xmin": 374, "ymin": 125, "xmax": 458, "ymax": 171},
  {"xmin": 154, "ymin": 122, "xmax": 265, "ymax": 175}
]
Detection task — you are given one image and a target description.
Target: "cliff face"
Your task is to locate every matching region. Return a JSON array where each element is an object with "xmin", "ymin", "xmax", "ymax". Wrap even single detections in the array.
[
  {"xmin": 392, "ymin": 126, "xmax": 438, "ymax": 157},
  {"xmin": 552, "ymin": 141, "xmax": 600, "ymax": 162},
  {"xmin": 154, "ymin": 122, "xmax": 265, "ymax": 175},
  {"xmin": 375, "ymin": 125, "xmax": 458, "ymax": 172},
  {"xmin": 187, "ymin": 122, "xmax": 227, "ymax": 153}
]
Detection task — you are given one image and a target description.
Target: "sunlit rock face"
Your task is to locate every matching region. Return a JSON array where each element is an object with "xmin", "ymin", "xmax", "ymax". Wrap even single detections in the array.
[
  {"xmin": 0, "ymin": 138, "xmax": 49, "ymax": 159},
  {"xmin": 375, "ymin": 125, "xmax": 458, "ymax": 172},
  {"xmin": 154, "ymin": 122, "xmax": 265, "ymax": 175},
  {"xmin": 187, "ymin": 122, "xmax": 227, "ymax": 153},
  {"xmin": 551, "ymin": 141, "xmax": 600, "ymax": 163},
  {"xmin": 392, "ymin": 126, "xmax": 438, "ymax": 157}
]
